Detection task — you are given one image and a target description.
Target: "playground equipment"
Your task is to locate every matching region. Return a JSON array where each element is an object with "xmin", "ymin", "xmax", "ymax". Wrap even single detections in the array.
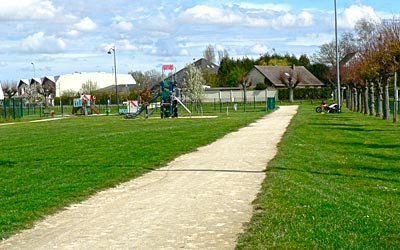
[
  {"xmin": 72, "ymin": 94, "xmax": 99, "ymax": 115},
  {"xmin": 124, "ymin": 92, "xmax": 160, "ymax": 119},
  {"xmin": 124, "ymin": 64, "xmax": 191, "ymax": 119}
]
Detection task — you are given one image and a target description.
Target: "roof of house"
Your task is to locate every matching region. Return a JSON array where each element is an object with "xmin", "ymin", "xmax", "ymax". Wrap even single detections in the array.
[
  {"xmin": 251, "ymin": 65, "xmax": 324, "ymax": 87},
  {"xmin": 165, "ymin": 58, "xmax": 219, "ymax": 85},
  {"xmin": 18, "ymin": 72, "xmax": 136, "ymax": 97}
]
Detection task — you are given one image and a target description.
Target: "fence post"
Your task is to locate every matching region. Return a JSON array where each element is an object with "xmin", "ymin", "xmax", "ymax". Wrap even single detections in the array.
[
  {"xmin": 20, "ymin": 99, "xmax": 23, "ymax": 117},
  {"xmin": 3, "ymin": 99, "xmax": 6, "ymax": 118},
  {"xmin": 213, "ymin": 98, "xmax": 216, "ymax": 111},
  {"xmin": 12, "ymin": 99, "xmax": 16, "ymax": 120},
  {"xmin": 219, "ymin": 91, "xmax": 222, "ymax": 112}
]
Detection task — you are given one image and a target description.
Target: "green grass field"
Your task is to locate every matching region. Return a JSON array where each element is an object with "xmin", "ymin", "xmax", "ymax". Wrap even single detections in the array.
[
  {"xmin": 0, "ymin": 110, "xmax": 266, "ymax": 239},
  {"xmin": 236, "ymin": 104, "xmax": 400, "ymax": 250},
  {"xmin": 1, "ymin": 102, "xmax": 399, "ymax": 249}
]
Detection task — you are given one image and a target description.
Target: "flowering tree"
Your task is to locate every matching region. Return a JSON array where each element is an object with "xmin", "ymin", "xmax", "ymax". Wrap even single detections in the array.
[{"xmin": 182, "ymin": 63, "xmax": 205, "ymax": 114}]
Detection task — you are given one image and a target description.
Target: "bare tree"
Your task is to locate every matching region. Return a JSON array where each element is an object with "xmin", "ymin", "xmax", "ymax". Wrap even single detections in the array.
[
  {"xmin": 312, "ymin": 31, "xmax": 358, "ymax": 70},
  {"xmin": 61, "ymin": 89, "xmax": 78, "ymax": 105},
  {"xmin": 218, "ymin": 49, "xmax": 229, "ymax": 64},
  {"xmin": 1, "ymin": 81, "xmax": 18, "ymax": 99},
  {"xmin": 129, "ymin": 69, "xmax": 162, "ymax": 89},
  {"xmin": 80, "ymin": 80, "xmax": 98, "ymax": 94},
  {"xmin": 279, "ymin": 66, "xmax": 303, "ymax": 103},
  {"xmin": 203, "ymin": 45, "xmax": 216, "ymax": 63}
]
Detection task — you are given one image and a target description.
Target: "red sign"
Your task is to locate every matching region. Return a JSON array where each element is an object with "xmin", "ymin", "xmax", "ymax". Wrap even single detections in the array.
[{"xmin": 162, "ymin": 64, "xmax": 174, "ymax": 70}]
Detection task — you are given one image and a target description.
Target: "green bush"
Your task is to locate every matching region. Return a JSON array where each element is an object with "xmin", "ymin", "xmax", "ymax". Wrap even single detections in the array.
[
  {"xmin": 278, "ymin": 87, "xmax": 331, "ymax": 100},
  {"xmin": 255, "ymin": 82, "xmax": 267, "ymax": 90}
]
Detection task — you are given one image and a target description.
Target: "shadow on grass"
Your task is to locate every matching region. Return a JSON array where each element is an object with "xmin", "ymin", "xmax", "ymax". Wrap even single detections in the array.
[
  {"xmin": 271, "ymin": 166, "xmax": 400, "ymax": 183},
  {"xmin": 339, "ymin": 141, "xmax": 400, "ymax": 150}
]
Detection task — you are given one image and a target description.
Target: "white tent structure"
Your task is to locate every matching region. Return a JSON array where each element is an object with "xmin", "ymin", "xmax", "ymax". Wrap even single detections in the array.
[
  {"xmin": 49, "ymin": 72, "xmax": 136, "ymax": 97},
  {"xmin": 0, "ymin": 86, "xmax": 4, "ymax": 100}
]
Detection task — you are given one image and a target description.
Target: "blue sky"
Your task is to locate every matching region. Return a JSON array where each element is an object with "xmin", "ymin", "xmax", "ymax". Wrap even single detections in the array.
[{"xmin": 0, "ymin": 0, "xmax": 398, "ymax": 81}]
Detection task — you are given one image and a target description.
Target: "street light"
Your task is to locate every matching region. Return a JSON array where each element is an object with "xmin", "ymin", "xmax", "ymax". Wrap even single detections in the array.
[
  {"xmin": 31, "ymin": 62, "xmax": 35, "ymax": 77},
  {"xmin": 107, "ymin": 46, "xmax": 118, "ymax": 108},
  {"xmin": 334, "ymin": 0, "xmax": 341, "ymax": 111}
]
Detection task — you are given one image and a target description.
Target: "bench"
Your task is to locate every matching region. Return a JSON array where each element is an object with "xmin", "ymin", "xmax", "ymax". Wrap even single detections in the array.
[
  {"xmin": 43, "ymin": 109, "xmax": 55, "ymax": 117},
  {"xmin": 43, "ymin": 109, "xmax": 50, "ymax": 116}
]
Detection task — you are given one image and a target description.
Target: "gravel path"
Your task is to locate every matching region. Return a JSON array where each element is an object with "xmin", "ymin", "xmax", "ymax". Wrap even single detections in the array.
[{"xmin": 0, "ymin": 105, "xmax": 298, "ymax": 250}]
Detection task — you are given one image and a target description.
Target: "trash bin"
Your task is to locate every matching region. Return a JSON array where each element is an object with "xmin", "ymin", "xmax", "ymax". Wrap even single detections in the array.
[{"xmin": 267, "ymin": 97, "xmax": 275, "ymax": 110}]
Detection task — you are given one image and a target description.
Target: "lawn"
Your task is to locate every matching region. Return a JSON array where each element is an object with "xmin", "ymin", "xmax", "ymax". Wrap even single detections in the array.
[
  {"xmin": 0, "ymin": 110, "xmax": 266, "ymax": 239},
  {"xmin": 2, "ymin": 102, "xmax": 399, "ymax": 248},
  {"xmin": 236, "ymin": 104, "xmax": 400, "ymax": 250}
]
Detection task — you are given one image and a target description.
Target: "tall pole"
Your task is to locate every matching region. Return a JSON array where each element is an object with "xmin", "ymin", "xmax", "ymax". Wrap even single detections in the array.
[
  {"xmin": 31, "ymin": 62, "xmax": 35, "ymax": 78},
  {"xmin": 394, "ymin": 71, "xmax": 398, "ymax": 122},
  {"xmin": 108, "ymin": 46, "xmax": 118, "ymax": 108},
  {"xmin": 334, "ymin": 0, "xmax": 341, "ymax": 111}
]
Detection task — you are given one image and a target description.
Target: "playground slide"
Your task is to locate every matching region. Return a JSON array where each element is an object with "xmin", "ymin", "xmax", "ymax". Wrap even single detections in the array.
[{"xmin": 124, "ymin": 92, "xmax": 160, "ymax": 119}]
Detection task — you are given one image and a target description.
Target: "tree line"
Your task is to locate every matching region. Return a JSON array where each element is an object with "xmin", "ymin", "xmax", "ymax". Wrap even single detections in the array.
[{"xmin": 313, "ymin": 18, "xmax": 400, "ymax": 121}]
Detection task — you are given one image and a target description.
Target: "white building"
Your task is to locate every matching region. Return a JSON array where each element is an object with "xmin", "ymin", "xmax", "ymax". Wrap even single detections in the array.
[
  {"xmin": 18, "ymin": 72, "xmax": 136, "ymax": 98},
  {"xmin": 52, "ymin": 72, "xmax": 136, "ymax": 97}
]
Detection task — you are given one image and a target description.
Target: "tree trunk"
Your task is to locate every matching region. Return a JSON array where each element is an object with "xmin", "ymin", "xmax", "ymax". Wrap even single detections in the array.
[
  {"xmin": 363, "ymin": 85, "xmax": 368, "ymax": 115},
  {"xmin": 369, "ymin": 81, "xmax": 375, "ymax": 116},
  {"xmin": 383, "ymin": 78, "xmax": 390, "ymax": 120},
  {"xmin": 357, "ymin": 89, "xmax": 362, "ymax": 113},
  {"xmin": 340, "ymin": 87, "xmax": 345, "ymax": 108},
  {"xmin": 352, "ymin": 88, "xmax": 358, "ymax": 112},
  {"xmin": 288, "ymin": 87, "xmax": 294, "ymax": 103},
  {"xmin": 376, "ymin": 81, "xmax": 383, "ymax": 117},
  {"xmin": 346, "ymin": 87, "xmax": 352, "ymax": 109}
]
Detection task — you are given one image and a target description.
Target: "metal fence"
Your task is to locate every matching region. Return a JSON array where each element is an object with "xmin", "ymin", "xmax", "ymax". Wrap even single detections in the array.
[
  {"xmin": 1, "ymin": 90, "xmax": 278, "ymax": 120},
  {"xmin": 0, "ymin": 98, "xmax": 24, "ymax": 119}
]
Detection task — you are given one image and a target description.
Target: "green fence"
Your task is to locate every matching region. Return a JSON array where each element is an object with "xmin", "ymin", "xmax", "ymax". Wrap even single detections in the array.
[
  {"xmin": 0, "ymin": 99, "xmax": 120, "ymax": 121},
  {"xmin": 0, "ymin": 98, "xmax": 24, "ymax": 119}
]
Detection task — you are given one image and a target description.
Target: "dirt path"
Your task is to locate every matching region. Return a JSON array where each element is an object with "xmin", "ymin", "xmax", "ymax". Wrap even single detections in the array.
[{"xmin": 0, "ymin": 105, "xmax": 298, "ymax": 250}]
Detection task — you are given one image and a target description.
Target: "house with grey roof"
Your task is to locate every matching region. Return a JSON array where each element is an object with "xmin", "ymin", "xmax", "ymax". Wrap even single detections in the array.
[
  {"xmin": 246, "ymin": 65, "xmax": 324, "ymax": 89},
  {"xmin": 165, "ymin": 58, "xmax": 219, "ymax": 87}
]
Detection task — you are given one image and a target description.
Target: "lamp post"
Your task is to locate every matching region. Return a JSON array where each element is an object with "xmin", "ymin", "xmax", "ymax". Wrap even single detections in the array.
[
  {"xmin": 334, "ymin": 0, "xmax": 341, "ymax": 111},
  {"xmin": 31, "ymin": 62, "xmax": 35, "ymax": 78},
  {"xmin": 108, "ymin": 46, "xmax": 118, "ymax": 109}
]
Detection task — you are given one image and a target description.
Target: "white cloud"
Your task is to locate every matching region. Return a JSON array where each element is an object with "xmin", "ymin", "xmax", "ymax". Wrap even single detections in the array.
[
  {"xmin": 152, "ymin": 37, "xmax": 189, "ymax": 57},
  {"xmin": 340, "ymin": 4, "xmax": 380, "ymax": 28},
  {"xmin": 234, "ymin": 2, "xmax": 291, "ymax": 12},
  {"xmin": 113, "ymin": 20, "xmax": 133, "ymax": 31},
  {"xmin": 118, "ymin": 40, "xmax": 137, "ymax": 51},
  {"xmin": 100, "ymin": 40, "xmax": 137, "ymax": 53},
  {"xmin": 66, "ymin": 29, "xmax": 80, "ymax": 38},
  {"xmin": 182, "ymin": 4, "xmax": 314, "ymax": 29},
  {"xmin": 74, "ymin": 17, "xmax": 97, "ymax": 31},
  {"xmin": 251, "ymin": 44, "xmax": 269, "ymax": 54},
  {"xmin": 0, "ymin": 0, "xmax": 58, "ymax": 20},
  {"xmin": 285, "ymin": 33, "xmax": 333, "ymax": 46},
  {"xmin": 21, "ymin": 32, "xmax": 66, "ymax": 53},
  {"xmin": 271, "ymin": 11, "xmax": 314, "ymax": 28},
  {"xmin": 182, "ymin": 5, "xmax": 242, "ymax": 25}
]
